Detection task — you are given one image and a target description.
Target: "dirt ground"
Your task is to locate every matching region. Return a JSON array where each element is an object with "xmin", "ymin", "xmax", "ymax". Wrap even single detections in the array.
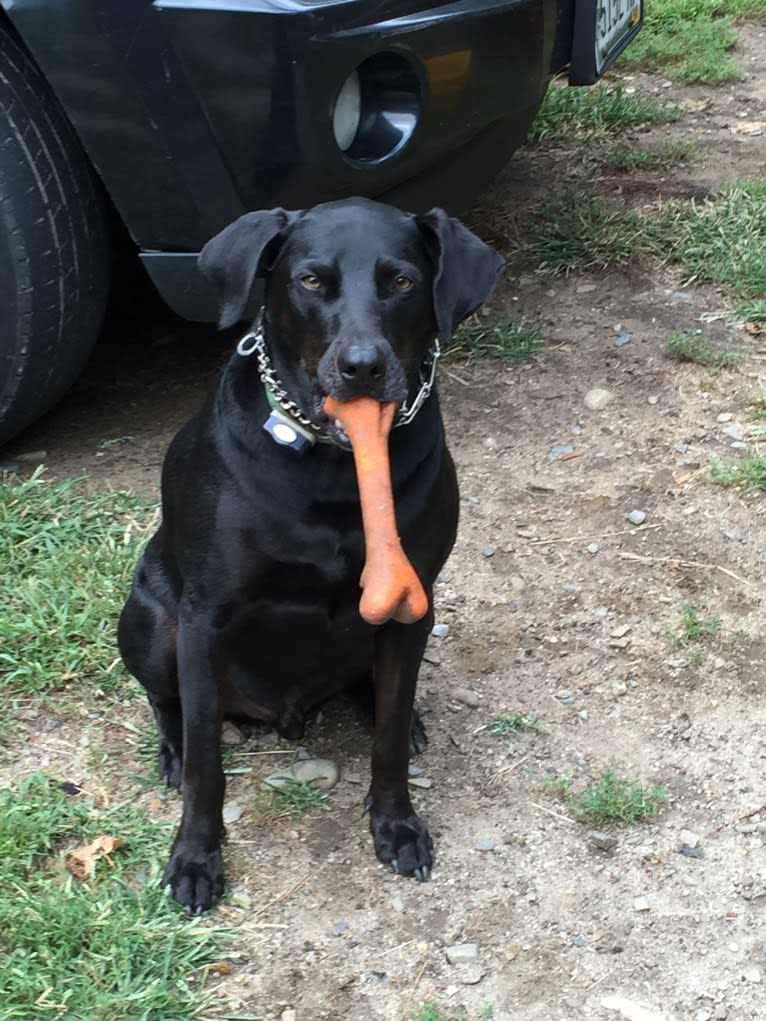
[{"xmin": 5, "ymin": 22, "xmax": 766, "ymax": 1021}]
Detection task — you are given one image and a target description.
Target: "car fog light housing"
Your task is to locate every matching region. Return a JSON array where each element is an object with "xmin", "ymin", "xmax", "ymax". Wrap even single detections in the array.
[{"xmin": 333, "ymin": 70, "xmax": 362, "ymax": 152}]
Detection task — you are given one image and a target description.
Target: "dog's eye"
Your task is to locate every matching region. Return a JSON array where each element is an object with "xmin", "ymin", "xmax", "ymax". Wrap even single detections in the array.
[
  {"xmin": 394, "ymin": 275, "xmax": 413, "ymax": 292},
  {"xmin": 301, "ymin": 274, "xmax": 322, "ymax": 290}
]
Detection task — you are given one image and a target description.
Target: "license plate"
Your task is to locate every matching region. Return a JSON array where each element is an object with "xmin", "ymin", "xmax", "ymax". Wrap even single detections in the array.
[{"xmin": 570, "ymin": 0, "xmax": 643, "ymax": 86}]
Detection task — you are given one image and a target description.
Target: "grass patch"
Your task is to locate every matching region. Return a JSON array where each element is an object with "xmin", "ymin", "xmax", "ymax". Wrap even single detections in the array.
[
  {"xmin": 529, "ymin": 182, "xmax": 766, "ymax": 299},
  {"xmin": 0, "ymin": 772, "xmax": 224, "ymax": 1020},
  {"xmin": 739, "ymin": 299, "xmax": 766, "ymax": 326},
  {"xmin": 711, "ymin": 450, "xmax": 766, "ymax": 493},
  {"xmin": 529, "ymin": 84, "xmax": 676, "ymax": 143},
  {"xmin": 258, "ymin": 778, "xmax": 332, "ymax": 820},
  {"xmin": 530, "ymin": 192, "xmax": 645, "ymax": 273},
  {"xmin": 647, "ymin": 182, "xmax": 766, "ymax": 299},
  {"xmin": 665, "ymin": 603, "xmax": 722, "ymax": 648},
  {"xmin": 0, "ymin": 471, "xmax": 153, "ymax": 707},
  {"xmin": 571, "ymin": 771, "xmax": 668, "ymax": 824},
  {"xmin": 411, "ymin": 1005, "xmax": 462, "ymax": 1021},
  {"xmin": 623, "ymin": 0, "xmax": 766, "ymax": 83},
  {"xmin": 490, "ymin": 712, "xmax": 541, "ymax": 737},
  {"xmin": 451, "ymin": 317, "xmax": 542, "ymax": 363},
  {"xmin": 666, "ymin": 331, "xmax": 741, "ymax": 369},
  {"xmin": 601, "ymin": 139, "xmax": 697, "ymax": 172}
]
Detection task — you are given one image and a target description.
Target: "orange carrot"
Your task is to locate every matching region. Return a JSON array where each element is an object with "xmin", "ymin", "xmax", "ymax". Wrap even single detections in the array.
[{"xmin": 324, "ymin": 395, "xmax": 429, "ymax": 626}]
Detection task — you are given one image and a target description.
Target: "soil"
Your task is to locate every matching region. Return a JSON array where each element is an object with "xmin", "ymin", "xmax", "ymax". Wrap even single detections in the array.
[{"xmin": 4, "ymin": 22, "xmax": 766, "ymax": 1021}]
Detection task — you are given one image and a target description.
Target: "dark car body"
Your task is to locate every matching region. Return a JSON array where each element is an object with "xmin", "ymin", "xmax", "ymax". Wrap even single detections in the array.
[{"xmin": 2, "ymin": 0, "xmax": 641, "ymax": 321}]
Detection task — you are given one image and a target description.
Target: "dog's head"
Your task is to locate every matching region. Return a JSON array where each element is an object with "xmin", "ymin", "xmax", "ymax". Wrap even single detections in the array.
[{"xmin": 199, "ymin": 198, "xmax": 503, "ymax": 440}]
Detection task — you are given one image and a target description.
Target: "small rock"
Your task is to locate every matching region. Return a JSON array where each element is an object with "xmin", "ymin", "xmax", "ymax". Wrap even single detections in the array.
[
  {"xmin": 223, "ymin": 804, "xmax": 243, "ymax": 824},
  {"xmin": 590, "ymin": 830, "xmax": 618, "ymax": 852},
  {"xmin": 613, "ymin": 681, "xmax": 628, "ymax": 697},
  {"xmin": 482, "ymin": 546, "xmax": 496, "ymax": 558},
  {"xmin": 627, "ymin": 509, "xmax": 647, "ymax": 525},
  {"xmin": 723, "ymin": 423, "xmax": 744, "ymax": 442},
  {"xmin": 647, "ymin": 395, "xmax": 659, "ymax": 405},
  {"xmin": 615, "ymin": 332, "xmax": 633, "ymax": 348},
  {"xmin": 408, "ymin": 763, "xmax": 425, "ymax": 777},
  {"xmin": 717, "ymin": 412, "xmax": 733, "ymax": 423},
  {"xmin": 601, "ymin": 995, "xmax": 667, "ymax": 1021},
  {"xmin": 679, "ymin": 828, "xmax": 700, "ymax": 848},
  {"xmin": 221, "ymin": 722, "xmax": 245, "ymax": 746},
  {"xmin": 584, "ymin": 388, "xmax": 613, "ymax": 411},
  {"xmin": 557, "ymin": 689, "xmax": 576, "ymax": 705},
  {"xmin": 344, "ymin": 771, "xmax": 362, "ymax": 784},
  {"xmin": 743, "ymin": 966, "xmax": 762, "ymax": 984},
  {"xmin": 453, "ymin": 687, "xmax": 480, "ymax": 708},
  {"xmin": 423, "ymin": 647, "xmax": 441, "ymax": 665},
  {"xmin": 445, "ymin": 943, "xmax": 479, "ymax": 964},
  {"xmin": 680, "ymin": 844, "xmax": 704, "ymax": 859},
  {"xmin": 548, "ymin": 443, "xmax": 575, "ymax": 461},
  {"xmin": 408, "ymin": 776, "xmax": 433, "ymax": 789},
  {"xmin": 577, "ymin": 283, "xmax": 597, "ymax": 294},
  {"xmin": 431, "ymin": 623, "xmax": 450, "ymax": 639},
  {"xmin": 671, "ymin": 290, "xmax": 694, "ymax": 302},
  {"xmin": 460, "ymin": 967, "xmax": 485, "ymax": 985},
  {"xmin": 586, "ymin": 542, "xmax": 599, "ymax": 554},
  {"xmin": 390, "ymin": 896, "xmax": 404, "ymax": 913},
  {"xmin": 262, "ymin": 758, "xmax": 339, "ymax": 791},
  {"xmin": 713, "ymin": 1007, "xmax": 728, "ymax": 1020},
  {"xmin": 609, "ymin": 638, "xmax": 631, "ymax": 649},
  {"xmin": 633, "ymin": 896, "xmax": 651, "ymax": 912},
  {"xmin": 611, "ymin": 624, "xmax": 632, "ymax": 639},
  {"xmin": 281, "ymin": 1010, "xmax": 297, "ymax": 1021},
  {"xmin": 333, "ymin": 921, "xmax": 349, "ymax": 936},
  {"xmin": 474, "ymin": 838, "xmax": 495, "ymax": 852},
  {"xmin": 509, "ymin": 574, "xmax": 526, "ymax": 593}
]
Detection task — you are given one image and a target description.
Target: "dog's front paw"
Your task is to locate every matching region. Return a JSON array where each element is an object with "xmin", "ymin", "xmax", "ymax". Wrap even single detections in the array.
[
  {"xmin": 163, "ymin": 844, "xmax": 224, "ymax": 914},
  {"xmin": 369, "ymin": 807, "xmax": 433, "ymax": 881}
]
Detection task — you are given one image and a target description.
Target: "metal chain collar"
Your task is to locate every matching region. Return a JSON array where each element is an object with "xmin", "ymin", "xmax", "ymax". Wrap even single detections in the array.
[{"xmin": 236, "ymin": 311, "xmax": 441, "ymax": 436}]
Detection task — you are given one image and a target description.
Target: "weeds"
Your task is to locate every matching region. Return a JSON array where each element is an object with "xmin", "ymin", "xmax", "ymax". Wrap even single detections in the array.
[
  {"xmin": 530, "ymin": 192, "xmax": 645, "ymax": 273},
  {"xmin": 665, "ymin": 603, "xmax": 722, "ymax": 648},
  {"xmin": 529, "ymin": 182, "xmax": 766, "ymax": 300},
  {"xmin": 572, "ymin": 771, "xmax": 668, "ymax": 824},
  {"xmin": 623, "ymin": 0, "xmax": 766, "ymax": 83},
  {"xmin": 711, "ymin": 450, "xmax": 766, "ymax": 493},
  {"xmin": 0, "ymin": 773, "xmax": 224, "ymax": 1020},
  {"xmin": 0, "ymin": 471, "xmax": 153, "ymax": 709},
  {"xmin": 490, "ymin": 712, "xmax": 541, "ymax": 737},
  {"xmin": 259, "ymin": 778, "xmax": 332, "ymax": 820},
  {"xmin": 543, "ymin": 770, "xmax": 667, "ymax": 823},
  {"xmin": 529, "ymin": 84, "xmax": 676, "ymax": 143},
  {"xmin": 451, "ymin": 317, "xmax": 542, "ymax": 363},
  {"xmin": 646, "ymin": 183, "xmax": 766, "ymax": 299},
  {"xmin": 601, "ymin": 139, "xmax": 697, "ymax": 172},
  {"xmin": 666, "ymin": 331, "xmax": 741, "ymax": 369}
]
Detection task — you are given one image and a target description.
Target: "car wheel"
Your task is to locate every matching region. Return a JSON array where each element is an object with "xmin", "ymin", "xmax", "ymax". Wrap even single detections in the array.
[{"xmin": 0, "ymin": 27, "xmax": 109, "ymax": 447}]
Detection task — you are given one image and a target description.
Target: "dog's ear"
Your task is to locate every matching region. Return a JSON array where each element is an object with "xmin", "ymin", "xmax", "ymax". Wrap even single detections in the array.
[
  {"xmin": 198, "ymin": 209, "xmax": 301, "ymax": 330},
  {"xmin": 416, "ymin": 208, "xmax": 504, "ymax": 343}
]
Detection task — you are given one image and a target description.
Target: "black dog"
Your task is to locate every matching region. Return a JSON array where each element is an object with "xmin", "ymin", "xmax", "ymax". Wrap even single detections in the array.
[{"xmin": 118, "ymin": 198, "xmax": 503, "ymax": 913}]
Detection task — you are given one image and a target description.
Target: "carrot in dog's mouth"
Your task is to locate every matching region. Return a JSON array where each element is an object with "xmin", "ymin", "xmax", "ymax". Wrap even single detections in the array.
[{"xmin": 323, "ymin": 395, "xmax": 428, "ymax": 626}]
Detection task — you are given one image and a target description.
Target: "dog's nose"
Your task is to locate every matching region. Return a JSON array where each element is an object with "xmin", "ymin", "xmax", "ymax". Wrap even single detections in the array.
[{"xmin": 338, "ymin": 343, "xmax": 386, "ymax": 386}]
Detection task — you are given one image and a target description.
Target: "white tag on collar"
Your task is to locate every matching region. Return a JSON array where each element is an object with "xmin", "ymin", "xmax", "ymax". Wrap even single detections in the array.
[{"xmin": 263, "ymin": 408, "xmax": 316, "ymax": 454}]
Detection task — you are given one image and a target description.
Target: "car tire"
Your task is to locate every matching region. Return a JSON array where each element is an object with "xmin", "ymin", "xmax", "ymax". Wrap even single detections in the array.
[{"xmin": 0, "ymin": 27, "xmax": 109, "ymax": 447}]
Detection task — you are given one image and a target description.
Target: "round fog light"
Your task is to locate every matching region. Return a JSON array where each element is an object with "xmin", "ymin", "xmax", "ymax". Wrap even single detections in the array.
[{"xmin": 333, "ymin": 70, "xmax": 361, "ymax": 152}]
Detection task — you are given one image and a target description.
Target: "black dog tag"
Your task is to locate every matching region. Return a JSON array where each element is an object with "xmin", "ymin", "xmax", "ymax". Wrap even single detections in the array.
[{"xmin": 263, "ymin": 409, "xmax": 315, "ymax": 454}]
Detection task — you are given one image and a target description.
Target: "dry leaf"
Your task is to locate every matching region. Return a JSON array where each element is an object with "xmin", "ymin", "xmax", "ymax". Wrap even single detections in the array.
[
  {"xmin": 744, "ymin": 320, "xmax": 763, "ymax": 336},
  {"xmin": 65, "ymin": 835, "xmax": 125, "ymax": 880},
  {"xmin": 209, "ymin": 962, "xmax": 233, "ymax": 976}
]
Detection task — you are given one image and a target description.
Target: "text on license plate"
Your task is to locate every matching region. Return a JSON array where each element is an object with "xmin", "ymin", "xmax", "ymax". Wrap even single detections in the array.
[{"xmin": 597, "ymin": 0, "xmax": 641, "ymax": 69}]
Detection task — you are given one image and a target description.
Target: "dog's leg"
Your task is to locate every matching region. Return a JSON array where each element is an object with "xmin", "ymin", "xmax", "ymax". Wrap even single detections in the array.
[
  {"xmin": 367, "ymin": 617, "xmax": 433, "ymax": 881},
  {"xmin": 150, "ymin": 697, "xmax": 184, "ymax": 789},
  {"xmin": 162, "ymin": 617, "xmax": 225, "ymax": 913}
]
